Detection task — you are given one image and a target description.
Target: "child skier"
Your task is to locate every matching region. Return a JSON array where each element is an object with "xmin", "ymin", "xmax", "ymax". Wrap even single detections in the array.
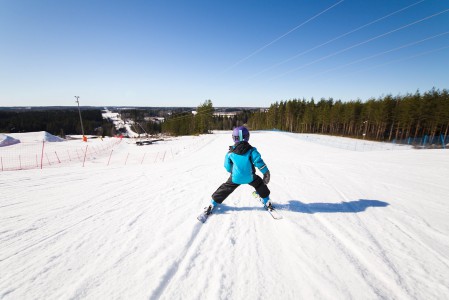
[{"xmin": 203, "ymin": 126, "xmax": 272, "ymax": 216}]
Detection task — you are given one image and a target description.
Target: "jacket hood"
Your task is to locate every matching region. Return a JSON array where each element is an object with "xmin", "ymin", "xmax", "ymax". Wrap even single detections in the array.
[{"xmin": 230, "ymin": 141, "xmax": 253, "ymax": 155}]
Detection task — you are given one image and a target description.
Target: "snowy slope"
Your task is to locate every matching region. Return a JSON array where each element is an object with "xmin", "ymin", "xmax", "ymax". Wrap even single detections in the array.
[{"xmin": 1, "ymin": 131, "xmax": 449, "ymax": 300}]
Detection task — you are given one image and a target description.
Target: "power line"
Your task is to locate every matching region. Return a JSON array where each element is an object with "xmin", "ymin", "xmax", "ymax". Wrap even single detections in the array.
[
  {"xmin": 269, "ymin": 7, "xmax": 449, "ymax": 81},
  {"xmin": 347, "ymin": 45, "xmax": 449, "ymax": 76},
  {"xmin": 297, "ymin": 44, "xmax": 449, "ymax": 89},
  {"xmin": 218, "ymin": 0, "xmax": 344, "ymax": 76},
  {"xmin": 307, "ymin": 31, "xmax": 449, "ymax": 79},
  {"xmin": 245, "ymin": 0, "xmax": 427, "ymax": 81}
]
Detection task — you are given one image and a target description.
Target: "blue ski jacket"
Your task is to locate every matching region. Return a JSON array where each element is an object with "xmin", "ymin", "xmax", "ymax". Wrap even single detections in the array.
[{"xmin": 224, "ymin": 142, "xmax": 269, "ymax": 184}]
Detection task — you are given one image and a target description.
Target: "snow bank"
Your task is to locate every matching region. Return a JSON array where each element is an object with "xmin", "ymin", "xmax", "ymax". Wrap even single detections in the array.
[
  {"xmin": 7, "ymin": 131, "xmax": 64, "ymax": 143},
  {"xmin": 278, "ymin": 131, "xmax": 412, "ymax": 151},
  {"xmin": 0, "ymin": 134, "xmax": 20, "ymax": 147}
]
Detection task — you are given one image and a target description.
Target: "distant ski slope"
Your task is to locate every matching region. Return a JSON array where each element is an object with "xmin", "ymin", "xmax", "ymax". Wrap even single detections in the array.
[{"xmin": 1, "ymin": 131, "xmax": 449, "ymax": 299}]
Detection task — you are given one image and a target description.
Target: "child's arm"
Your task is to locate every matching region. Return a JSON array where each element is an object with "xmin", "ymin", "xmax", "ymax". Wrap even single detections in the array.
[
  {"xmin": 251, "ymin": 148, "xmax": 269, "ymax": 174},
  {"xmin": 224, "ymin": 152, "xmax": 233, "ymax": 173}
]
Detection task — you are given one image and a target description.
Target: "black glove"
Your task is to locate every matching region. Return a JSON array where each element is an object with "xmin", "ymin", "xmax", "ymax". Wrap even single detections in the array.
[{"xmin": 263, "ymin": 170, "xmax": 270, "ymax": 185}]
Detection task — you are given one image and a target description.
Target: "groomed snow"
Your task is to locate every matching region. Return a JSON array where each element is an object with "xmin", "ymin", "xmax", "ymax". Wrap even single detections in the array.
[{"xmin": 1, "ymin": 131, "xmax": 448, "ymax": 299}]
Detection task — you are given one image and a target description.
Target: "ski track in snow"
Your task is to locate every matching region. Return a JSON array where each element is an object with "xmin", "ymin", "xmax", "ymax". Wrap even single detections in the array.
[
  {"xmin": 149, "ymin": 221, "xmax": 203, "ymax": 300},
  {"xmin": 1, "ymin": 131, "xmax": 449, "ymax": 299},
  {"xmin": 307, "ymin": 166, "xmax": 411, "ymax": 299}
]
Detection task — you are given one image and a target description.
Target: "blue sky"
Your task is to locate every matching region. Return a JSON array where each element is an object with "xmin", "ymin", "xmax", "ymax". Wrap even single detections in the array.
[{"xmin": 0, "ymin": 0, "xmax": 448, "ymax": 107}]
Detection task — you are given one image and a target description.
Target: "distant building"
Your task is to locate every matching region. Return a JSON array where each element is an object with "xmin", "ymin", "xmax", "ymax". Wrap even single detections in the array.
[
  {"xmin": 144, "ymin": 117, "xmax": 165, "ymax": 123},
  {"xmin": 213, "ymin": 111, "xmax": 242, "ymax": 118}
]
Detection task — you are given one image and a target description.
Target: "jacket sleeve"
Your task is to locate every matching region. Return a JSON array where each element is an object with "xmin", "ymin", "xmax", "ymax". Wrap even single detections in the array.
[
  {"xmin": 251, "ymin": 148, "xmax": 269, "ymax": 174},
  {"xmin": 224, "ymin": 152, "xmax": 232, "ymax": 173}
]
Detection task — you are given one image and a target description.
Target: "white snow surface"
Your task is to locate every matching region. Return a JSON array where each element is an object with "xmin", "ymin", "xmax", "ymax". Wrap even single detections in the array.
[{"xmin": 1, "ymin": 131, "xmax": 449, "ymax": 299}]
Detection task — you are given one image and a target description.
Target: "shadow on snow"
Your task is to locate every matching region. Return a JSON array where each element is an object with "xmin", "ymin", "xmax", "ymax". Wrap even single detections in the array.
[
  {"xmin": 214, "ymin": 199, "xmax": 389, "ymax": 215},
  {"xmin": 277, "ymin": 199, "xmax": 389, "ymax": 214}
]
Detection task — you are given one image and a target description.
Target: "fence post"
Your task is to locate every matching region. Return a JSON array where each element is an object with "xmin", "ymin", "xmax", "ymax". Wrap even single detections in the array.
[
  {"xmin": 83, "ymin": 145, "xmax": 88, "ymax": 167},
  {"xmin": 125, "ymin": 153, "xmax": 129, "ymax": 165},
  {"xmin": 141, "ymin": 153, "xmax": 146, "ymax": 165},
  {"xmin": 55, "ymin": 151, "xmax": 61, "ymax": 163},
  {"xmin": 40, "ymin": 140, "xmax": 45, "ymax": 169},
  {"xmin": 19, "ymin": 155, "xmax": 22, "ymax": 170}
]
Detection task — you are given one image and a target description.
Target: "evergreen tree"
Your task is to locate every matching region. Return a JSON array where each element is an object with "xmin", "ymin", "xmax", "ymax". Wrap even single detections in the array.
[{"xmin": 245, "ymin": 88, "xmax": 449, "ymax": 146}]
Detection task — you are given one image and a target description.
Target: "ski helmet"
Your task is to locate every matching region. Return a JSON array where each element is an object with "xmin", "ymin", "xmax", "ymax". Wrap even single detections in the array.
[{"xmin": 232, "ymin": 126, "xmax": 250, "ymax": 143}]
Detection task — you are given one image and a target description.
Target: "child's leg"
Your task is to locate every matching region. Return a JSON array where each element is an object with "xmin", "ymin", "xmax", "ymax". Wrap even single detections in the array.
[
  {"xmin": 249, "ymin": 175, "xmax": 270, "ymax": 199},
  {"xmin": 212, "ymin": 177, "xmax": 240, "ymax": 204}
]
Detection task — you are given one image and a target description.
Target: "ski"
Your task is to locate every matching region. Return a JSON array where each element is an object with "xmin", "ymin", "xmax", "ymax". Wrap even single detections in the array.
[
  {"xmin": 197, "ymin": 205, "xmax": 214, "ymax": 223},
  {"xmin": 198, "ymin": 193, "xmax": 283, "ymax": 223},
  {"xmin": 252, "ymin": 192, "xmax": 283, "ymax": 220},
  {"xmin": 197, "ymin": 212, "xmax": 208, "ymax": 223}
]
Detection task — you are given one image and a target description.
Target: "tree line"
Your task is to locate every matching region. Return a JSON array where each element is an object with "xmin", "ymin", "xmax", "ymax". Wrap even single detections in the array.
[
  {"xmin": 0, "ymin": 109, "xmax": 114, "ymax": 137},
  {"xmin": 3, "ymin": 88, "xmax": 447, "ymax": 143},
  {"xmin": 247, "ymin": 88, "xmax": 449, "ymax": 143},
  {"xmin": 161, "ymin": 100, "xmax": 214, "ymax": 136},
  {"xmin": 161, "ymin": 100, "xmax": 251, "ymax": 136}
]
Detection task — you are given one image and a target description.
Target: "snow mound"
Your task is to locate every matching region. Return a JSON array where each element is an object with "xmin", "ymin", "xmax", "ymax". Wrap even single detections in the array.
[
  {"xmin": 0, "ymin": 134, "xmax": 20, "ymax": 147},
  {"xmin": 43, "ymin": 131, "xmax": 64, "ymax": 142},
  {"xmin": 7, "ymin": 131, "xmax": 64, "ymax": 143}
]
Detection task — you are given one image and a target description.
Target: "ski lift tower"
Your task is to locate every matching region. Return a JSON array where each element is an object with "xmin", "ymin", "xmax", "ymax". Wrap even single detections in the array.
[{"xmin": 75, "ymin": 96, "xmax": 87, "ymax": 142}]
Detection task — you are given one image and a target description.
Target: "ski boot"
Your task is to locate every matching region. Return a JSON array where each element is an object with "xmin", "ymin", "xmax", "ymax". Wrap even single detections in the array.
[
  {"xmin": 262, "ymin": 197, "xmax": 274, "ymax": 211},
  {"xmin": 203, "ymin": 204, "xmax": 214, "ymax": 215}
]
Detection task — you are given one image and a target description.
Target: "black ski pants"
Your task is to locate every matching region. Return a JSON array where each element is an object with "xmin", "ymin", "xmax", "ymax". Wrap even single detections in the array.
[{"xmin": 212, "ymin": 175, "xmax": 270, "ymax": 204}]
